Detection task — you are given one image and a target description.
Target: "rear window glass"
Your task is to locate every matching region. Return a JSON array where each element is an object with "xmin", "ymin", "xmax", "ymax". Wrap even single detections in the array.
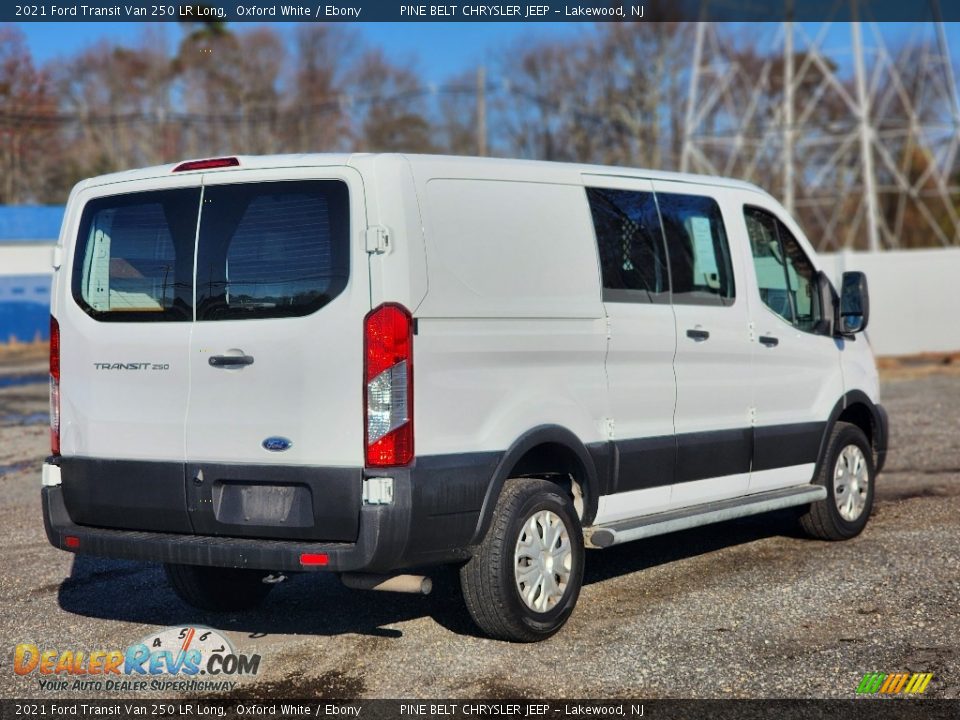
[
  {"xmin": 73, "ymin": 188, "xmax": 200, "ymax": 322},
  {"xmin": 195, "ymin": 180, "xmax": 350, "ymax": 321},
  {"xmin": 72, "ymin": 180, "xmax": 350, "ymax": 323}
]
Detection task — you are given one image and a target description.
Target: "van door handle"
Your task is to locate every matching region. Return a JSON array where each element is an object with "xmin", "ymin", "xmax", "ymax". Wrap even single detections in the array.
[
  {"xmin": 759, "ymin": 335, "xmax": 779, "ymax": 347},
  {"xmin": 209, "ymin": 355, "xmax": 255, "ymax": 367},
  {"xmin": 686, "ymin": 329, "xmax": 710, "ymax": 341}
]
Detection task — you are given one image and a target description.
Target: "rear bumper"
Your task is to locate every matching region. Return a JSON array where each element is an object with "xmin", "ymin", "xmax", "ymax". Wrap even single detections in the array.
[
  {"xmin": 43, "ymin": 484, "xmax": 407, "ymax": 573},
  {"xmin": 42, "ymin": 451, "xmax": 502, "ymax": 573}
]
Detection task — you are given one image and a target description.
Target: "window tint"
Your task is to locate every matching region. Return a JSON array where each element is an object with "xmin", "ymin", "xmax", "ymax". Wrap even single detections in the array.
[
  {"xmin": 73, "ymin": 189, "xmax": 200, "ymax": 322},
  {"xmin": 586, "ymin": 187, "xmax": 669, "ymax": 303},
  {"xmin": 656, "ymin": 192, "xmax": 735, "ymax": 306},
  {"xmin": 744, "ymin": 206, "xmax": 822, "ymax": 332},
  {"xmin": 195, "ymin": 180, "xmax": 350, "ymax": 321}
]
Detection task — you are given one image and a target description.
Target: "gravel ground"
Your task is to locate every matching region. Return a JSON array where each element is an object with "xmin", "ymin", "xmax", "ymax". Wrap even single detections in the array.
[{"xmin": 0, "ymin": 363, "xmax": 957, "ymax": 700}]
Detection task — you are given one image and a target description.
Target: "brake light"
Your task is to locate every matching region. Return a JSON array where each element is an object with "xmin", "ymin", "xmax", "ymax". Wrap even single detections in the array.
[
  {"xmin": 172, "ymin": 157, "xmax": 239, "ymax": 172},
  {"xmin": 299, "ymin": 553, "xmax": 329, "ymax": 567},
  {"xmin": 364, "ymin": 304, "xmax": 413, "ymax": 467},
  {"xmin": 50, "ymin": 315, "xmax": 60, "ymax": 456}
]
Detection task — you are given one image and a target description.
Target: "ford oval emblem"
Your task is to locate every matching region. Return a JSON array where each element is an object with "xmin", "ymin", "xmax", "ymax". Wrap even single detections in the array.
[{"xmin": 262, "ymin": 437, "xmax": 293, "ymax": 452}]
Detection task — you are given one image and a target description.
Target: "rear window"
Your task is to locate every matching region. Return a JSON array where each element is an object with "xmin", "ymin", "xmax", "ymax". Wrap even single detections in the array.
[
  {"xmin": 195, "ymin": 180, "xmax": 350, "ymax": 321},
  {"xmin": 72, "ymin": 180, "xmax": 350, "ymax": 323},
  {"xmin": 73, "ymin": 189, "xmax": 200, "ymax": 322}
]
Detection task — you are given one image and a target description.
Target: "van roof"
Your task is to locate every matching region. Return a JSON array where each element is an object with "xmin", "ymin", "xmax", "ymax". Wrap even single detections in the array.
[{"xmin": 74, "ymin": 153, "xmax": 770, "ymax": 196}]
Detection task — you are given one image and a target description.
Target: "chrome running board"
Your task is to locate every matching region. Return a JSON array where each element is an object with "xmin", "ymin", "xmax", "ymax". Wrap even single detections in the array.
[{"xmin": 585, "ymin": 484, "xmax": 827, "ymax": 549}]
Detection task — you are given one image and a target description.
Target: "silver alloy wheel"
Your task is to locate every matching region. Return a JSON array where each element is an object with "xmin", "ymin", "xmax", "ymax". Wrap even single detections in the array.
[
  {"xmin": 514, "ymin": 509, "xmax": 572, "ymax": 613},
  {"xmin": 834, "ymin": 444, "xmax": 869, "ymax": 521}
]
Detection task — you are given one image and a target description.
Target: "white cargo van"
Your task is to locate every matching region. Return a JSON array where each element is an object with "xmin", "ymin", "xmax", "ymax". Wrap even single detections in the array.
[{"xmin": 43, "ymin": 154, "xmax": 887, "ymax": 641}]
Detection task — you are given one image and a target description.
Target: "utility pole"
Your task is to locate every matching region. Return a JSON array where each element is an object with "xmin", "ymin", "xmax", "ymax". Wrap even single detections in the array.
[{"xmin": 477, "ymin": 65, "xmax": 487, "ymax": 157}]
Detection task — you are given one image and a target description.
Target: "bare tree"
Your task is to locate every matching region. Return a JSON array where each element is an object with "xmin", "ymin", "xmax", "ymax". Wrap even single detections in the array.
[
  {"xmin": 348, "ymin": 49, "xmax": 436, "ymax": 153},
  {"xmin": 0, "ymin": 25, "xmax": 59, "ymax": 203}
]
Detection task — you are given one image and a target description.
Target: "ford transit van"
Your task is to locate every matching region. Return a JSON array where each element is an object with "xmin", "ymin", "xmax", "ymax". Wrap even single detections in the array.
[{"xmin": 43, "ymin": 154, "xmax": 887, "ymax": 641}]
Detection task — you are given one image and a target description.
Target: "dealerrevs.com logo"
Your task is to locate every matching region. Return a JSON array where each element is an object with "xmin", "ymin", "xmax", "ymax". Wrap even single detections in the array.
[{"xmin": 14, "ymin": 626, "xmax": 260, "ymax": 693}]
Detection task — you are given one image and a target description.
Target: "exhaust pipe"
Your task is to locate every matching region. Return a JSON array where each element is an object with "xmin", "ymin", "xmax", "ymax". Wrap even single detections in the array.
[{"xmin": 340, "ymin": 573, "xmax": 432, "ymax": 595}]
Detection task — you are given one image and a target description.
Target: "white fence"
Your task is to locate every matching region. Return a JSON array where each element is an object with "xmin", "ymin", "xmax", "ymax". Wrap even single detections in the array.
[
  {"xmin": 0, "ymin": 243, "xmax": 56, "ymax": 278},
  {"xmin": 819, "ymin": 248, "xmax": 960, "ymax": 357}
]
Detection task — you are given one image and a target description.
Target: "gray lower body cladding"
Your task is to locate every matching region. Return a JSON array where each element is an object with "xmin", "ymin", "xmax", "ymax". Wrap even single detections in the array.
[
  {"xmin": 44, "ymin": 454, "xmax": 501, "ymax": 573},
  {"xmin": 43, "ymin": 409, "xmax": 888, "ymax": 574}
]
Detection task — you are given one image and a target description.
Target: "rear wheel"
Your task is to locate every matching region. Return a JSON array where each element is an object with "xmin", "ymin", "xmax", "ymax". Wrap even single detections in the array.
[
  {"xmin": 460, "ymin": 478, "xmax": 584, "ymax": 642},
  {"xmin": 800, "ymin": 421, "xmax": 875, "ymax": 540},
  {"xmin": 164, "ymin": 564, "xmax": 273, "ymax": 611}
]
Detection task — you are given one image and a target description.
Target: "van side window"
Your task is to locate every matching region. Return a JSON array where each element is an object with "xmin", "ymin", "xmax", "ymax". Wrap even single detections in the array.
[
  {"xmin": 73, "ymin": 189, "xmax": 200, "ymax": 322},
  {"xmin": 586, "ymin": 187, "xmax": 669, "ymax": 303},
  {"xmin": 195, "ymin": 180, "xmax": 350, "ymax": 321},
  {"xmin": 655, "ymin": 192, "xmax": 736, "ymax": 306},
  {"xmin": 744, "ymin": 206, "xmax": 822, "ymax": 332}
]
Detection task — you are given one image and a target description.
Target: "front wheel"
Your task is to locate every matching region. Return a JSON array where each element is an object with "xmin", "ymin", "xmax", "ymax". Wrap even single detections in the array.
[
  {"xmin": 460, "ymin": 478, "xmax": 585, "ymax": 642},
  {"xmin": 165, "ymin": 564, "xmax": 274, "ymax": 612},
  {"xmin": 800, "ymin": 422, "xmax": 876, "ymax": 540}
]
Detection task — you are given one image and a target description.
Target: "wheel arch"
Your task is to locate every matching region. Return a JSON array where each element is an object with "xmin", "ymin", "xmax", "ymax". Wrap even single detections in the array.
[
  {"xmin": 818, "ymin": 390, "xmax": 888, "ymax": 475},
  {"xmin": 470, "ymin": 425, "xmax": 609, "ymax": 546}
]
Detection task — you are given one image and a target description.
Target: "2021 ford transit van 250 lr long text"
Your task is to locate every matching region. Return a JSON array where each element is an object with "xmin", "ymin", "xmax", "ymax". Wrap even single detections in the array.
[{"xmin": 43, "ymin": 154, "xmax": 888, "ymax": 642}]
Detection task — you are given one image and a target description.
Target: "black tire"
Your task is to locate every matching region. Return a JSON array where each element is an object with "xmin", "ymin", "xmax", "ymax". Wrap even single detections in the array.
[
  {"xmin": 800, "ymin": 421, "xmax": 875, "ymax": 540},
  {"xmin": 164, "ymin": 564, "xmax": 274, "ymax": 612},
  {"xmin": 460, "ymin": 478, "xmax": 585, "ymax": 642}
]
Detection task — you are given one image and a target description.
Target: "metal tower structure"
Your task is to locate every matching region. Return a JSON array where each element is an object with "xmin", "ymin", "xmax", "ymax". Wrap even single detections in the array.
[{"xmin": 681, "ymin": 3, "xmax": 960, "ymax": 251}]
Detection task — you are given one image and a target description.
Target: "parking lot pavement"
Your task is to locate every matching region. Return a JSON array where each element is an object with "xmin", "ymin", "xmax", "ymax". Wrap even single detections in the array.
[{"xmin": 1, "ymin": 365, "xmax": 958, "ymax": 699}]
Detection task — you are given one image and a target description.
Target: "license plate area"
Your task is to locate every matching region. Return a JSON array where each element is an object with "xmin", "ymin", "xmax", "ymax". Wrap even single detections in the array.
[
  {"xmin": 187, "ymin": 463, "xmax": 362, "ymax": 542},
  {"xmin": 212, "ymin": 482, "xmax": 313, "ymax": 528}
]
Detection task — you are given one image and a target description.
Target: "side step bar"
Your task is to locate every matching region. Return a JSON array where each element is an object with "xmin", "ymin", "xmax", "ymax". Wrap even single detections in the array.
[{"xmin": 585, "ymin": 484, "xmax": 827, "ymax": 549}]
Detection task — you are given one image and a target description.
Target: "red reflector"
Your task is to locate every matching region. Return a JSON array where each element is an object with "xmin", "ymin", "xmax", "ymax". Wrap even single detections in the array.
[
  {"xmin": 299, "ymin": 553, "xmax": 329, "ymax": 566},
  {"xmin": 64, "ymin": 536, "xmax": 80, "ymax": 549},
  {"xmin": 172, "ymin": 157, "xmax": 240, "ymax": 172}
]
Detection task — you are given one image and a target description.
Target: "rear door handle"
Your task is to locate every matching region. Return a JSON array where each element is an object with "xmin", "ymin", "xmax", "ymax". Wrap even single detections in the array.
[
  {"xmin": 758, "ymin": 335, "xmax": 779, "ymax": 347},
  {"xmin": 209, "ymin": 355, "xmax": 255, "ymax": 367},
  {"xmin": 686, "ymin": 329, "xmax": 710, "ymax": 341}
]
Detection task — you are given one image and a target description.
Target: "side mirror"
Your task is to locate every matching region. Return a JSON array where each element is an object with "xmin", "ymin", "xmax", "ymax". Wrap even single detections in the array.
[
  {"xmin": 814, "ymin": 270, "xmax": 836, "ymax": 336},
  {"xmin": 839, "ymin": 271, "xmax": 869, "ymax": 334}
]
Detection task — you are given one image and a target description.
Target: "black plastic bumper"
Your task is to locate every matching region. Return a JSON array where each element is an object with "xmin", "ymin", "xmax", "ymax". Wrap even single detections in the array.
[
  {"xmin": 875, "ymin": 403, "xmax": 889, "ymax": 474},
  {"xmin": 42, "ymin": 451, "xmax": 501, "ymax": 573},
  {"xmin": 42, "ymin": 483, "xmax": 409, "ymax": 574}
]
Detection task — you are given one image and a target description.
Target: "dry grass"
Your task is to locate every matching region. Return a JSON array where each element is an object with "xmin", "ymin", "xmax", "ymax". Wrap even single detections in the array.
[
  {"xmin": 0, "ymin": 341, "xmax": 48, "ymax": 370},
  {"xmin": 877, "ymin": 352, "xmax": 960, "ymax": 380}
]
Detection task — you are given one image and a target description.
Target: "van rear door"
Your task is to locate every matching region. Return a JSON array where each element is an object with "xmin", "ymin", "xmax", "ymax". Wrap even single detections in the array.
[
  {"xmin": 183, "ymin": 166, "xmax": 369, "ymax": 542},
  {"xmin": 60, "ymin": 175, "xmax": 201, "ymax": 532}
]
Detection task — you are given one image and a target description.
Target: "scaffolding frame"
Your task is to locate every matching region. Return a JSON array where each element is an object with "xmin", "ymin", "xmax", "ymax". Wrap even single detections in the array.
[{"xmin": 681, "ymin": 1, "xmax": 960, "ymax": 250}]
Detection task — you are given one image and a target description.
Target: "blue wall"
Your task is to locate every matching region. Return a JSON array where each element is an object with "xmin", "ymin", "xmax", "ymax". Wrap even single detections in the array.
[
  {"xmin": 0, "ymin": 206, "xmax": 64, "ymax": 240},
  {"xmin": 0, "ymin": 206, "xmax": 63, "ymax": 344},
  {"xmin": 0, "ymin": 275, "xmax": 52, "ymax": 343}
]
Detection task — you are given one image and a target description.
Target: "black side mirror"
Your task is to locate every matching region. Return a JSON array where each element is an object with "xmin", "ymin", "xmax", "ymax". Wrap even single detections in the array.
[
  {"xmin": 814, "ymin": 270, "xmax": 836, "ymax": 336},
  {"xmin": 839, "ymin": 271, "xmax": 869, "ymax": 334}
]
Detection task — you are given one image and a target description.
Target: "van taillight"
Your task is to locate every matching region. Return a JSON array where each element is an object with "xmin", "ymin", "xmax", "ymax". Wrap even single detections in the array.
[
  {"xmin": 364, "ymin": 303, "xmax": 413, "ymax": 467},
  {"xmin": 50, "ymin": 315, "xmax": 60, "ymax": 456}
]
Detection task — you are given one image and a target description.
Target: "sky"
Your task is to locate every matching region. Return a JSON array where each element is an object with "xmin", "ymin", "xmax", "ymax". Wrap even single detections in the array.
[
  {"xmin": 15, "ymin": 22, "xmax": 584, "ymax": 83},
  {"xmin": 14, "ymin": 21, "xmax": 957, "ymax": 85}
]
